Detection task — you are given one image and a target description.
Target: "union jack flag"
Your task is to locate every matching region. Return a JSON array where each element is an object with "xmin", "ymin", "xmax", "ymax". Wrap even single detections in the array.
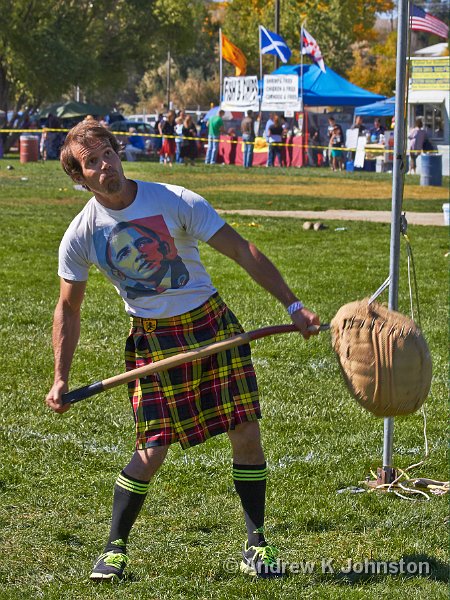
[{"xmin": 301, "ymin": 27, "xmax": 326, "ymax": 73}]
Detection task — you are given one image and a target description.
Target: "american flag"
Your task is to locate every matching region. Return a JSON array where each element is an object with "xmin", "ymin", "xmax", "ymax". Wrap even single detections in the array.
[
  {"xmin": 410, "ymin": 4, "xmax": 449, "ymax": 39},
  {"xmin": 301, "ymin": 27, "xmax": 326, "ymax": 73}
]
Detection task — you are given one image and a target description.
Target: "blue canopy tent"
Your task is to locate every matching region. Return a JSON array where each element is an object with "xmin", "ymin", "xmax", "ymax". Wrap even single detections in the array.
[
  {"xmin": 271, "ymin": 64, "xmax": 386, "ymax": 107},
  {"xmin": 355, "ymin": 97, "xmax": 396, "ymax": 116}
]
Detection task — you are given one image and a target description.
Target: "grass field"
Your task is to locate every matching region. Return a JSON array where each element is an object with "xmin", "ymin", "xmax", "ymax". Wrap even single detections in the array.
[{"xmin": 0, "ymin": 157, "xmax": 448, "ymax": 599}]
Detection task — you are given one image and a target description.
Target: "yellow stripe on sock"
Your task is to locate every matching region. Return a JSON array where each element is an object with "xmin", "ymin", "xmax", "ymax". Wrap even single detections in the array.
[
  {"xmin": 233, "ymin": 468, "xmax": 267, "ymax": 481},
  {"xmin": 233, "ymin": 468, "xmax": 267, "ymax": 474},
  {"xmin": 116, "ymin": 474, "xmax": 150, "ymax": 495}
]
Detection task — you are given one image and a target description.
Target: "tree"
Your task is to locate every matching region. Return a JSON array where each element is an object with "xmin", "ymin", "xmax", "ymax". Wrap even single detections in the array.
[
  {"xmin": 134, "ymin": 2, "xmax": 220, "ymax": 111},
  {"xmin": 347, "ymin": 31, "xmax": 397, "ymax": 97},
  {"xmin": 0, "ymin": 0, "xmax": 206, "ymax": 114},
  {"xmin": 0, "ymin": 0, "xmax": 94, "ymax": 113}
]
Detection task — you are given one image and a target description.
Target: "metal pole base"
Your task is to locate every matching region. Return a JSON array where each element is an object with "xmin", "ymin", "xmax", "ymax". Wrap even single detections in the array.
[{"xmin": 365, "ymin": 467, "xmax": 398, "ymax": 489}]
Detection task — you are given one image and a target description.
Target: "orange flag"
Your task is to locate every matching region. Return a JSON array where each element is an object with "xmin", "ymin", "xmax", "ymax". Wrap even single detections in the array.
[{"xmin": 221, "ymin": 33, "xmax": 247, "ymax": 77}]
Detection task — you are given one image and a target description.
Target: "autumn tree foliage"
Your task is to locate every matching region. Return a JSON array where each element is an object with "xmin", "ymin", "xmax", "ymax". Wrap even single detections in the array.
[{"xmin": 347, "ymin": 31, "xmax": 397, "ymax": 97}]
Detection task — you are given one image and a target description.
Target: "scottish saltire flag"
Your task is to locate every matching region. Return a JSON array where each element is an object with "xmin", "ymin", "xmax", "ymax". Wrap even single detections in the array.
[
  {"xmin": 410, "ymin": 4, "xmax": 448, "ymax": 39},
  {"xmin": 301, "ymin": 27, "xmax": 326, "ymax": 73},
  {"xmin": 260, "ymin": 25, "xmax": 292, "ymax": 63}
]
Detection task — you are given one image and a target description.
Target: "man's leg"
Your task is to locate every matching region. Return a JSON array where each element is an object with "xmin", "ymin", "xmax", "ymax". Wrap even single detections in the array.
[
  {"xmin": 228, "ymin": 421, "xmax": 285, "ymax": 578},
  {"xmin": 211, "ymin": 139, "xmax": 219, "ymax": 164},
  {"xmin": 243, "ymin": 143, "xmax": 249, "ymax": 168},
  {"xmin": 90, "ymin": 446, "xmax": 168, "ymax": 581},
  {"xmin": 276, "ymin": 147, "xmax": 282, "ymax": 167},
  {"xmin": 205, "ymin": 136, "xmax": 213, "ymax": 164},
  {"xmin": 228, "ymin": 421, "xmax": 266, "ymax": 547}
]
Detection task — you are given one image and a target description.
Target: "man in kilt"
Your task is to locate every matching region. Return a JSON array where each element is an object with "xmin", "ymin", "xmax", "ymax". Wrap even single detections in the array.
[{"xmin": 46, "ymin": 120, "xmax": 320, "ymax": 581}]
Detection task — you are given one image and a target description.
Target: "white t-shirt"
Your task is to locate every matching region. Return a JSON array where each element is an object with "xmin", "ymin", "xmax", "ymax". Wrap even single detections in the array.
[{"xmin": 58, "ymin": 181, "xmax": 225, "ymax": 317}]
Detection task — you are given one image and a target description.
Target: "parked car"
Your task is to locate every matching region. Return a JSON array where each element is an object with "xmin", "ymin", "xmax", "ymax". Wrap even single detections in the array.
[
  {"xmin": 126, "ymin": 113, "xmax": 159, "ymax": 128},
  {"xmin": 109, "ymin": 120, "xmax": 159, "ymax": 154}
]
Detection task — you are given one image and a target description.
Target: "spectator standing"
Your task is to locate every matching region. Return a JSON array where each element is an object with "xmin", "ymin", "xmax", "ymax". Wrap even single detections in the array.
[
  {"xmin": 174, "ymin": 116, "xmax": 184, "ymax": 164},
  {"xmin": 408, "ymin": 118, "xmax": 427, "ymax": 174},
  {"xmin": 159, "ymin": 110, "xmax": 176, "ymax": 166},
  {"xmin": 240, "ymin": 110, "xmax": 255, "ymax": 168},
  {"xmin": 227, "ymin": 127, "xmax": 238, "ymax": 165},
  {"xmin": 180, "ymin": 115, "xmax": 198, "ymax": 166},
  {"xmin": 42, "ymin": 113, "xmax": 63, "ymax": 160},
  {"xmin": 369, "ymin": 118, "xmax": 385, "ymax": 143},
  {"xmin": 263, "ymin": 113, "xmax": 274, "ymax": 141},
  {"xmin": 267, "ymin": 115, "xmax": 283, "ymax": 167},
  {"xmin": 307, "ymin": 129, "xmax": 322, "ymax": 167},
  {"xmin": 351, "ymin": 115, "xmax": 366, "ymax": 136},
  {"xmin": 326, "ymin": 116, "xmax": 336, "ymax": 167},
  {"xmin": 154, "ymin": 113, "xmax": 164, "ymax": 159},
  {"xmin": 205, "ymin": 109, "xmax": 225, "ymax": 165},
  {"xmin": 330, "ymin": 123, "xmax": 344, "ymax": 171}
]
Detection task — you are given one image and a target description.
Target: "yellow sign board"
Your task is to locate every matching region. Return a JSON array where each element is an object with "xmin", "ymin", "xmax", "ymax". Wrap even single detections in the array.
[{"xmin": 410, "ymin": 58, "xmax": 450, "ymax": 91}]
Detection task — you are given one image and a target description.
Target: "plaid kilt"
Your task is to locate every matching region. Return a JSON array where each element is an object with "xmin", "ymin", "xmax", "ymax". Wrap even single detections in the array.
[{"xmin": 125, "ymin": 293, "xmax": 261, "ymax": 450}]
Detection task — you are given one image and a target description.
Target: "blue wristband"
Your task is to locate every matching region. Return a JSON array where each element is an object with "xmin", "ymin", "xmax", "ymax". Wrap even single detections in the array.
[{"xmin": 287, "ymin": 301, "xmax": 304, "ymax": 316}]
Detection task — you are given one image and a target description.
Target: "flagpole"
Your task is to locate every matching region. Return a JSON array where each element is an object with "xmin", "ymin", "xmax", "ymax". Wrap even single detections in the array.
[
  {"xmin": 300, "ymin": 24, "xmax": 304, "ymax": 114},
  {"xmin": 258, "ymin": 25, "xmax": 263, "ymax": 135},
  {"xmin": 274, "ymin": 0, "xmax": 280, "ymax": 71},
  {"xmin": 219, "ymin": 28, "xmax": 223, "ymax": 107},
  {"xmin": 300, "ymin": 24, "xmax": 305, "ymax": 164}
]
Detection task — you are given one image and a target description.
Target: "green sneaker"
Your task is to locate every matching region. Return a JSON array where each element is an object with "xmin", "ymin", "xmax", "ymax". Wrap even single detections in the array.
[
  {"xmin": 89, "ymin": 551, "xmax": 129, "ymax": 582},
  {"xmin": 240, "ymin": 541, "xmax": 287, "ymax": 578}
]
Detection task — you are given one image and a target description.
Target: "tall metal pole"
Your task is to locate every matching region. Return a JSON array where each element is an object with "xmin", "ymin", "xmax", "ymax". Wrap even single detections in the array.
[
  {"xmin": 274, "ymin": 0, "xmax": 280, "ymax": 71},
  {"xmin": 258, "ymin": 25, "xmax": 263, "ymax": 135},
  {"xmin": 300, "ymin": 24, "xmax": 304, "ymax": 113},
  {"xmin": 219, "ymin": 29, "xmax": 223, "ymax": 107},
  {"xmin": 383, "ymin": 0, "xmax": 409, "ymax": 481},
  {"xmin": 166, "ymin": 47, "xmax": 171, "ymax": 110}
]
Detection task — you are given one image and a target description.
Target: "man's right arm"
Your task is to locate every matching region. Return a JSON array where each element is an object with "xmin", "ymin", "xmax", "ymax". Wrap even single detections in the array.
[{"xmin": 46, "ymin": 278, "xmax": 87, "ymax": 413}]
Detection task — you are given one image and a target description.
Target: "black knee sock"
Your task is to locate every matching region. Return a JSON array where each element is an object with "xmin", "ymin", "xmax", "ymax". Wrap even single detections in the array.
[
  {"xmin": 233, "ymin": 463, "xmax": 267, "ymax": 547},
  {"xmin": 104, "ymin": 470, "xmax": 150, "ymax": 553}
]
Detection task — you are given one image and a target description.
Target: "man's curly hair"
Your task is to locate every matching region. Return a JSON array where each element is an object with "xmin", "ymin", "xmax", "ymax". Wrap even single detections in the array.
[{"xmin": 60, "ymin": 120, "xmax": 120, "ymax": 179}]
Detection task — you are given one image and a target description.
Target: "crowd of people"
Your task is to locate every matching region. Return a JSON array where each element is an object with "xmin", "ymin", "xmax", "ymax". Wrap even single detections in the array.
[{"xmin": 1, "ymin": 106, "xmax": 434, "ymax": 172}]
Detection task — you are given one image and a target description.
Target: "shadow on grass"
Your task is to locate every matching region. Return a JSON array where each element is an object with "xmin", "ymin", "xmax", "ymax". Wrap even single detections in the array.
[{"xmin": 321, "ymin": 554, "xmax": 449, "ymax": 585}]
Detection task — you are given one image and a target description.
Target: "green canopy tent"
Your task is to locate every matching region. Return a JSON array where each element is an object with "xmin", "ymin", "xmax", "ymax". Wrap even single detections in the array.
[{"xmin": 40, "ymin": 100, "xmax": 110, "ymax": 119}]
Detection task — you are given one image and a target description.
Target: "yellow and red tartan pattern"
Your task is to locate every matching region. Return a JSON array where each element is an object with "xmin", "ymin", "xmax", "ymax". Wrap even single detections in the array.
[{"xmin": 125, "ymin": 293, "xmax": 261, "ymax": 450}]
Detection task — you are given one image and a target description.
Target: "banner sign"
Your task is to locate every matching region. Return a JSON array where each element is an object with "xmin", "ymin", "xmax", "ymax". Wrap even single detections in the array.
[
  {"xmin": 410, "ymin": 58, "xmax": 449, "ymax": 91},
  {"xmin": 261, "ymin": 75, "xmax": 300, "ymax": 111},
  {"xmin": 221, "ymin": 76, "xmax": 259, "ymax": 111}
]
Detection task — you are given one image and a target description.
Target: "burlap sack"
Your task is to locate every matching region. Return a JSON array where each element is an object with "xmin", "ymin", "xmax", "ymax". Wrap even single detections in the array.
[{"xmin": 330, "ymin": 299, "xmax": 432, "ymax": 417}]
